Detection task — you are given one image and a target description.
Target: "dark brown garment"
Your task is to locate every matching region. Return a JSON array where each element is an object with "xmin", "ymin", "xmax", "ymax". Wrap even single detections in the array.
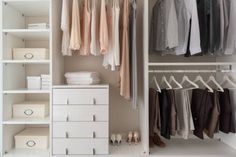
[
  {"xmin": 159, "ymin": 89, "xmax": 171, "ymax": 139},
  {"xmin": 167, "ymin": 90, "xmax": 177, "ymax": 136},
  {"xmin": 219, "ymin": 89, "xmax": 236, "ymax": 133},
  {"xmin": 204, "ymin": 91, "xmax": 221, "ymax": 138},
  {"xmin": 149, "ymin": 88, "xmax": 160, "ymax": 136},
  {"xmin": 191, "ymin": 89, "xmax": 214, "ymax": 139}
]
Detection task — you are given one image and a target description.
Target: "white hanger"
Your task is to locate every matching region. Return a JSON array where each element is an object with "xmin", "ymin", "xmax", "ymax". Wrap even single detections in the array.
[
  {"xmin": 151, "ymin": 76, "xmax": 161, "ymax": 93},
  {"xmin": 181, "ymin": 75, "xmax": 199, "ymax": 90},
  {"xmin": 206, "ymin": 75, "xmax": 224, "ymax": 92},
  {"xmin": 169, "ymin": 75, "xmax": 183, "ymax": 89},
  {"xmin": 193, "ymin": 75, "xmax": 214, "ymax": 93},
  {"xmin": 161, "ymin": 76, "xmax": 172, "ymax": 90},
  {"xmin": 221, "ymin": 75, "xmax": 236, "ymax": 89}
]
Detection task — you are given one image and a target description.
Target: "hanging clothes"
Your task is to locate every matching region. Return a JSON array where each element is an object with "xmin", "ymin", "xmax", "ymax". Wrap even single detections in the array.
[
  {"xmin": 69, "ymin": 0, "xmax": 81, "ymax": 51},
  {"xmin": 149, "ymin": 88, "xmax": 161, "ymax": 137},
  {"xmin": 204, "ymin": 91, "xmax": 220, "ymax": 138},
  {"xmin": 103, "ymin": 0, "xmax": 120, "ymax": 71},
  {"xmin": 120, "ymin": 0, "xmax": 130, "ymax": 100},
  {"xmin": 219, "ymin": 89, "xmax": 236, "ymax": 133},
  {"xmin": 90, "ymin": 0, "xmax": 100, "ymax": 56},
  {"xmin": 174, "ymin": 0, "xmax": 201, "ymax": 55},
  {"xmin": 218, "ymin": 0, "xmax": 230, "ymax": 54},
  {"xmin": 80, "ymin": 0, "xmax": 91, "ymax": 56},
  {"xmin": 99, "ymin": 0, "xmax": 109, "ymax": 54},
  {"xmin": 150, "ymin": 0, "xmax": 179, "ymax": 52},
  {"xmin": 159, "ymin": 89, "xmax": 171, "ymax": 139},
  {"xmin": 176, "ymin": 90, "xmax": 195, "ymax": 139},
  {"xmin": 225, "ymin": 0, "xmax": 236, "ymax": 55},
  {"xmin": 168, "ymin": 90, "xmax": 177, "ymax": 136},
  {"xmin": 229, "ymin": 89, "xmax": 236, "ymax": 131},
  {"xmin": 61, "ymin": 0, "xmax": 72, "ymax": 56},
  {"xmin": 129, "ymin": 0, "xmax": 138, "ymax": 108},
  {"xmin": 197, "ymin": 0, "xmax": 210, "ymax": 54}
]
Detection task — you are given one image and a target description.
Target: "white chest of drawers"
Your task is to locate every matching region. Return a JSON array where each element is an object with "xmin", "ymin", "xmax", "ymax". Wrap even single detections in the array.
[{"xmin": 52, "ymin": 85, "xmax": 109, "ymax": 156}]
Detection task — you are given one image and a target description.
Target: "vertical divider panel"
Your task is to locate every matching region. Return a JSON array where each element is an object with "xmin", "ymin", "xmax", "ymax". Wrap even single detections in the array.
[{"xmin": 0, "ymin": 0, "xmax": 3, "ymax": 156}]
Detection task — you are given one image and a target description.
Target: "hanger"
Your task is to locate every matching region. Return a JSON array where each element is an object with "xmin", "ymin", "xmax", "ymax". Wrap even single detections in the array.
[
  {"xmin": 169, "ymin": 75, "xmax": 183, "ymax": 89},
  {"xmin": 151, "ymin": 76, "xmax": 161, "ymax": 93},
  {"xmin": 193, "ymin": 75, "xmax": 214, "ymax": 93},
  {"xmin": 181, "ymin": 75, "xmax": 199, "ymax": 90},
  {"xmin": 161, "ymin": 76, "xmax": 172, "ymax": 90},
  {"xmin": 220, "ymin": 75, "xmax": 236, "ymax": 89},
  {"xmin": 206, "ymin": 75, "xmax": 224, "ymax": 92}
]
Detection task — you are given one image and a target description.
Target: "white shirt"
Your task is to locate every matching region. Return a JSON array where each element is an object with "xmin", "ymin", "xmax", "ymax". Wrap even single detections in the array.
[
  {"xmin": 225, "ymin": 0, "xmax": 236, "ymax": 55},
  {"xmin": 61, "ymin": 0, "xmax": 72, "ymax": 56},
  {"xmin": 103, "ymin": 1, "xmax": 120, "ymax": 71},
  {"xmin": 174, "ymin": 0, "xmax": 201, "ymax": 55}
]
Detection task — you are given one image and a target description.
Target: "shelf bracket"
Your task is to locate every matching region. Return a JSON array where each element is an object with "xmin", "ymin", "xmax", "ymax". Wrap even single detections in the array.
[
  {"xmin": 4, "ymin": 32, "xmax": 7, "ymax": 36},
  {"xmin": 4, "ymin": 2, "xmax": 7, "ymax": 5}
]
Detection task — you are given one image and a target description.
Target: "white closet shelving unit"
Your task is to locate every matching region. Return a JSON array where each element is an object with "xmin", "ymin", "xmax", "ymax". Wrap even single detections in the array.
[
  {"xmin": 143, "ymin": 0, "xmax": 236, "ymax": 156},
  {"xmin": 0, "ymin": 0, "xmax": 52, "ymax": 157}
]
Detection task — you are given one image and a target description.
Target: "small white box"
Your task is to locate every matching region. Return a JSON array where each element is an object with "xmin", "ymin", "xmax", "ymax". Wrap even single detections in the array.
[
  {"xmin": 13, "ymin": 48, "xmax": 49, "ymax": 60},
  {"xmin": 15, "ymin": 128, "xmax": 49, "ymax": 149},
  {"xmin": 27, "ymin": 77, "xmax": 41, "ymax": 90},
  {"xmin": 13, "ymin": 101, "xmax": 49, "ymax": 118},
  {"xmin": 28, "ymin": 23, "xmax": 49, "ymax": 29}
]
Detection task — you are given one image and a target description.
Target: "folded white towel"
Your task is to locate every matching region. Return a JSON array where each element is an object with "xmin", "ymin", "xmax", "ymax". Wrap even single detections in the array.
[
  {"xmin": 65, "ymin": 72, "xmax": 99, "ymax": 79},
  {"xmin": 66, "ymin": 78, "xmax": 100, "ymax": 85}
]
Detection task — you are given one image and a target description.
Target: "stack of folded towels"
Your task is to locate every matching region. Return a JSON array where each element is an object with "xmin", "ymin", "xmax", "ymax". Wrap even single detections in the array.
[
  {"xmin": 41, "ymin": 74, "xmax": 50, "ymax": 89},
  {"xmin": 65, "ymin": 72, "xmax": 100, "ymax": 85}
]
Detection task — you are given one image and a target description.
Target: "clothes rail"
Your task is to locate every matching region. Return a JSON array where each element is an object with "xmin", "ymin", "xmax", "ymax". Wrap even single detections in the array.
[{"xmin": 149, "ymin": 70, "xmax": 235, "ymax": 73}]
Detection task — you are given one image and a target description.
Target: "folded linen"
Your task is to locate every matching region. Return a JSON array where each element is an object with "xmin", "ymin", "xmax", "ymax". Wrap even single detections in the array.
[
  {"xmin": 66, "ymin": 78, "xmax": 100, "ymax": 85},
  {"xmin": 65, "ymin": 72, "xmax": 99, "ymax": 79}
]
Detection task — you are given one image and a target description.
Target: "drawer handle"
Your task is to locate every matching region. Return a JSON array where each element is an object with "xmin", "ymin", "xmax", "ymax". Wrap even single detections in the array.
[
  {"xmin": 24, "ymin": 53, "xmax": 34, "ymax": 59},
  {"xmin": 65, "ymin": 148, "xmax": 69, "ymax": 155},
  {"xmin": 24, "ymin": 109, "xmax": 34, "ymax": 116},
  {"xmin": 93, "ymin": 132, "xmax": 96, "ymax": 138},
  {"xmin": 93, "ymin": 98, "xmax": 96, "ymax": 105},
  {"xmin": 26, "ymin": 140, "xmax": 36, "ymax": 147},
  {"xmin": 66, "ymin": 132, "xmax": 69, "ymax": 138},
  {"xmin": 93, "ymin": 148, "xmax": 96, "ymax": 155},
  {"xmin": 92, "ymin": 115, "xmax": 96, "ymax": 122}
]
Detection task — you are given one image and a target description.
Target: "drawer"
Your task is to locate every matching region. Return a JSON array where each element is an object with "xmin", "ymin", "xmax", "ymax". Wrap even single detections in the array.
[
  {"xmin": 53, "ymin": 122, "xmax": 108, "ymax": 138},
  {"xmin": 53, "ymin": 138, "xmax": 109, "ymax": 155},
  {"xmin": 53, "ymin": 89, "xmax": 109, "ymax": 105},
  {"xmin": 15, "ymin": 128, "xmax": 49, "ymax": 149},
  {"xmin": 53, "ymin": 105, "xmax": 108, "ymax": 122},
  {"xmin": 13, "ymin": 101, "xmax": 49, "ymax": 118}
]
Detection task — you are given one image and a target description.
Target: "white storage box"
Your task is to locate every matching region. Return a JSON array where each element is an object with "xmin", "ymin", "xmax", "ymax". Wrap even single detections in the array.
[
  {"xmin": 12, "ymin": 48, "xmax": 49, "ymax": 60},
  {"xmin": 27, "ymin": 76, "xmax": 41, "ymax": 90},
  {"xmin": 28, "ymin": 23, "xmax": 49, "ymax": 29},
  {"xmin": 13, "ymin": 101, "xmax": 49, "ymax": 118},
  {"xmin": 15, "ymin": 128, "xmax": 49, "ymax": 149}
]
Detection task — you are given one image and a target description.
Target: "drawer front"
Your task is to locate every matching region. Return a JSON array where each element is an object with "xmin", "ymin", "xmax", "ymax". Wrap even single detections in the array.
[
  {"xmin": 15, "ymin": 136, "xmax": 48, "ymax": 149},
  {"xmin": 13, "ymin": 48, "xmax": 49, "ymax": 60},
  {"xmin": 53, "ymin": 89, "xmax": 109, "ymax": 105},
  {"xmin": 13, "ymin": 105, "xmax": 49, "ymax": 118},
  {"xmin": 53, "ymin": 105, "xmax": 108, "ymax": 122},
  {"xmin": 53, "ymin": 139, "xmax": 109, "ymax": 155},
  {"xmin": 53, "ymin": 122, "xmax": 108, "ymax": 138}
]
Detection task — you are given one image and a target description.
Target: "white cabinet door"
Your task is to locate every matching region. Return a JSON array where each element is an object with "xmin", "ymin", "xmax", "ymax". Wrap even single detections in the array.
[
  {"xmin": 53, "ymin": 105, "xmax": 109, "ymax": 122},
  {"xmin": 53, "ymin": 89, "xmax": 109, "ymax": 105},
  {"xmin": 53, "ymin": 122, "xmax": 108, "ymax": 138},
  {"xmin": 53, "ymin": 139, "xmax": 109, "ymax": 155}
]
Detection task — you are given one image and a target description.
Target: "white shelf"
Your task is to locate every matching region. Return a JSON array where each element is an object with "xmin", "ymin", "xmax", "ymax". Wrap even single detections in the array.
[
  {"xmin": 148, "ymin": 62, "xmax": 236, "ymax": 66},
  {"xmin": 3, "ymin": 60, "xmax": 50, "ymax": 64},
  {"xmin": 3, "ymin": 117, "xmax": 50, "ymax": 125},
  {"xmin": 3, "ymin": 89, "xmax": 50, "ymax": 94},
  {"xmin": 3, "ymin": 0, "xmax": 50, "ymax": 16},
  {"xmin": 109, "ymin": 143, "xmax": 144, "ymax": 156},
  {"xmin": 149, "ymin": 139, "xmax": 236, "ymax": 156},
  {"xmin": 53, "ymin": 84, "xmax": 110, "ymax": 89},
  {"xmin": 3, "ymin": 29, "xmax": 50, "ymax": 40},
  {"xmin": 4, "ymin": 149, "xmax": 49, "ymax": 157}
]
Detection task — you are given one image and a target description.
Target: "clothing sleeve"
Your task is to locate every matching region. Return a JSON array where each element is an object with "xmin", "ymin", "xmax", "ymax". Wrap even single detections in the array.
[
  {"xmin": 166, "ymin": 0, "xmax": 179, "ymax": 49},
  {"xmin": 189, "ymin": 0, "xmax": 202, "ymax": 55},
  {"xmin": 99, "ymin": 0, "xmax": 109, "ymax": 54}
]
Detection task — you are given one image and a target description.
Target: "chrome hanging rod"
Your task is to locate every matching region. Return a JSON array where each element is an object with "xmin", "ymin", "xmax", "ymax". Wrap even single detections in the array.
[{"xmin": 149, "ymin": 69, "xmax": 234, "ymax": 73}]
